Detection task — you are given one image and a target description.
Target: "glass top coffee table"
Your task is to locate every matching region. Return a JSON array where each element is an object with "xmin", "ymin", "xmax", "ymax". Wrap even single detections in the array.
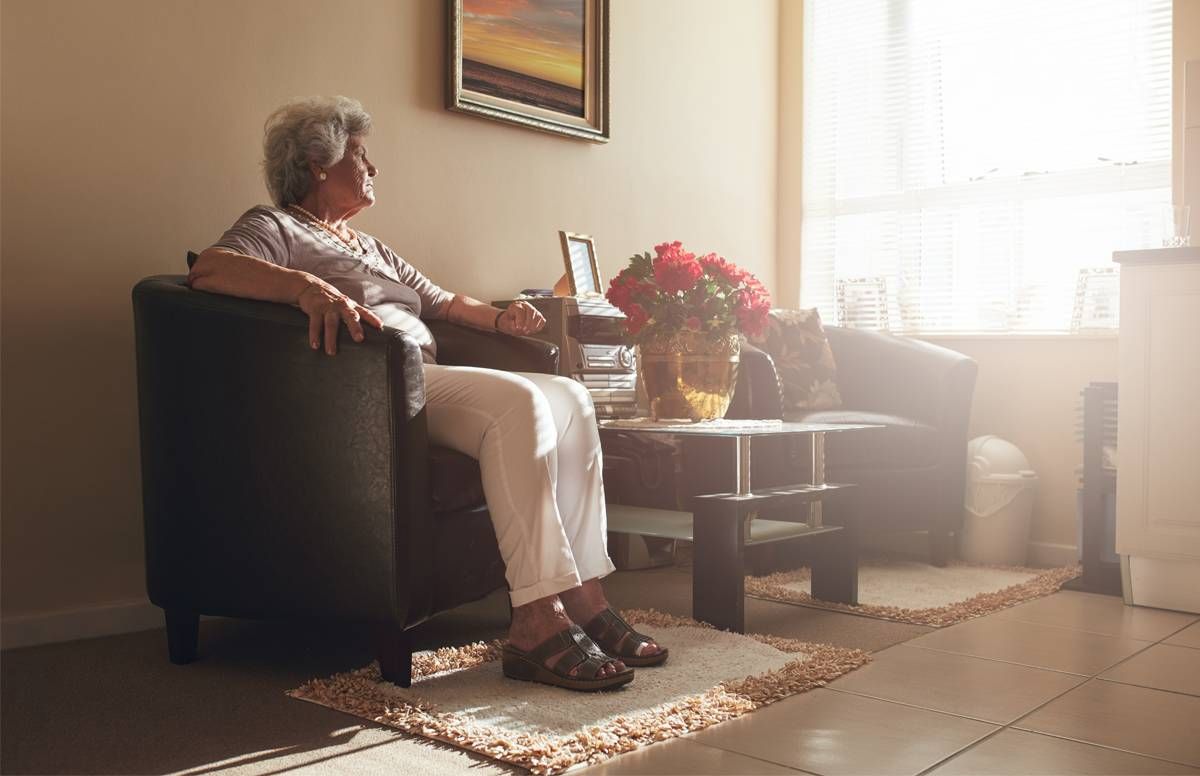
[{"xmin": 599, "ymin": 419, "xmax": 879, "ymax": 633}]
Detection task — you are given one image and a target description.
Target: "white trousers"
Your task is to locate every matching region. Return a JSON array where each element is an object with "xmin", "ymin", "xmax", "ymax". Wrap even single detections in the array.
[{"xmin": 423, "ymin": 365, "xmax": 616, "ymax": 607}]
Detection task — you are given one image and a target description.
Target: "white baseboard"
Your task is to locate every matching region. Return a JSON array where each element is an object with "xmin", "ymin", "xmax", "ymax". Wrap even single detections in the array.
[
  {"xmin": 1028, "ymin": 541, "xmax": 1080, "ymax": 569},
  {"xmin": 1, "ymin": 598, "xmax": 164, "ymax": 650}
]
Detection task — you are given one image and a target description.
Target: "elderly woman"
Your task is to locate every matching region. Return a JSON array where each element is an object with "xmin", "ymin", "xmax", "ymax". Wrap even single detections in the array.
[{"xmin": 188, "ymin": 96, "xmax": 665, "ymax": 691}]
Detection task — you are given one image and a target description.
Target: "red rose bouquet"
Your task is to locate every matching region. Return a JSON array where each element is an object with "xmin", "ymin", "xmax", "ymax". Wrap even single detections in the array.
[{"xmin": 605, "ymin": 241, "xmax": 771, "ymax": 345}]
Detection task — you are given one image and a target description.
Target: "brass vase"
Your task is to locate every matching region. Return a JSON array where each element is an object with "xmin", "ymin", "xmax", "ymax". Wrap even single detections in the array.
[{"xmin": 638, "ymin": 331, "xmax": 740, "ymax": 421}]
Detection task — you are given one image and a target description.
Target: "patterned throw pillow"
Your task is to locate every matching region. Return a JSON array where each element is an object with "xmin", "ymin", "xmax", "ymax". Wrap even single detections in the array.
[{"xmin": 749, "ymin": 308, "xmax": 842, "ymax": 411}]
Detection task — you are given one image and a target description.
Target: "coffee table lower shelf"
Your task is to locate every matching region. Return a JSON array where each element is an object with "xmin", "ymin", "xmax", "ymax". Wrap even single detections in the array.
[
  {"xmin": 606, "ymin": 503, "xmax": 858, "ymax": 632},
  {"xmin": 608, "ymin": 505, "xmax": 840, "ymax": 545}
]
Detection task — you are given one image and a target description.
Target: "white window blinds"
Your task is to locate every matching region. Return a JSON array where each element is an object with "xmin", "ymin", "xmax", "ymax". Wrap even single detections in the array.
[{"xmin": 800, "ymin": 0, "xmax": 1173, "ymax": 334}]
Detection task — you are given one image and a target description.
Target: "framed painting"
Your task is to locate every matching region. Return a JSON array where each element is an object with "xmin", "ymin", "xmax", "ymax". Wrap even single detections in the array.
[{"xmin": 447, "ymin": 0, "xmax": 609, "ymax": 142}]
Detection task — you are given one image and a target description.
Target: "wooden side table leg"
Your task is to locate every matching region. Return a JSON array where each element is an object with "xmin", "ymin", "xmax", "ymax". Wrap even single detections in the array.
[
  {"xmin": 692, "ymin": 503, "xmax": 746, "ymax": 632},
  {"xmin": 810, "ymin": 526, "xmax": 859, "ymax": 605}
]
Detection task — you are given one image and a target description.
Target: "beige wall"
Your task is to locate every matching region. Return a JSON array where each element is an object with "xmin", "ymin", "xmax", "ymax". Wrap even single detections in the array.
[
  {"xmin": 0, "ymin": 0, "xmax": 780, "ymax": 617},
  {"xmin": 778, "ymin": 2, "xmax": 1200, "ymax": 559},
  {"xmin": 921, "ymin": 335, "xmax": 1119, "ymax": 552}
]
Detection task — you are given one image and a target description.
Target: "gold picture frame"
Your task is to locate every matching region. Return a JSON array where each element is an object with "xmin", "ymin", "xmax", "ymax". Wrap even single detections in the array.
[
  {"xmin": 446, "ymin": 0, "xmax": 609, "ymax": 142},
  {"xmin": 559, "ymin": 231, "xmax": 602, "ymax": 296}
]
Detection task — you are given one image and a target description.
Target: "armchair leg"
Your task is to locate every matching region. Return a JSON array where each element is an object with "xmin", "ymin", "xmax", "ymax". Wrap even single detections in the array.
[
  {"xmin": 373, "ymin": 624, "xmax": 413, "ymax": 687},
  {"xmin": 929, "ymin": 529, "xmax": 955, "ymax": 567},
  {"xmin": 165, "ymin": 609, "xmax": 199, "ymax": 665}
]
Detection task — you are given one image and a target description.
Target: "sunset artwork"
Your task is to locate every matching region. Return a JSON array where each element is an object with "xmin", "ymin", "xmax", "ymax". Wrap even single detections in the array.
[{"xmin": 461, "ymin": 0, "xmax": 586, "ymax": 117}]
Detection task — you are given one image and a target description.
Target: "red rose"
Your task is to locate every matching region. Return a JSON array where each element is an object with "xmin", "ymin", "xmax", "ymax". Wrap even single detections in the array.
[
  {"xmin": 735, "ymin": 290, "xmax": 770, "ymax": 338},
  {"xmin": 606, "ymin": 272, "xmax": 634, "ymax": 311},
  {"xmin": 651, "ymin": 241, "xmax": 702, "ymax": 294},
  {"xmin": 700, "ymin": 253, "xmax": 757, "ymax": 293},
  {"xmin": 654, "ymin": 241, "xmax": 692, "ymax": 263},
  {"xmin": 624, "ymin": 303, "xmax": 650, "ymax": 335},
  {"xmin": 653, "ymin": 256, "xmax": 703, "ymax": 294}
]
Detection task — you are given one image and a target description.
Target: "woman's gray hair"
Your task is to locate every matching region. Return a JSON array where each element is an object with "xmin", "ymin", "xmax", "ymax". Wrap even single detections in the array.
[{"xmin": 262, "ymin": 96, "xmax": 372, "ymax": 208}]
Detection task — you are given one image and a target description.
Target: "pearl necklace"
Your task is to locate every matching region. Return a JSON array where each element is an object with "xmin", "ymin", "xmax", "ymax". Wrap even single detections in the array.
[{"xmin": 287, "ymin": 204, "xmax": 365, "ymax": 256}]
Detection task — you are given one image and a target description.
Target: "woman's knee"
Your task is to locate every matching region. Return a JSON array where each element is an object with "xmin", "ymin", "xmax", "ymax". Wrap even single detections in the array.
[
  {"xmin": 490, "ymin": 375, "xmax": 561, "ymax": 447},
  {"xmin": 545, "ymin": 375, "xmax": 597, "ymax": 419},
  {"xmin": 487, "ymin": 373, "xmax": 550, "ymax": 419}
]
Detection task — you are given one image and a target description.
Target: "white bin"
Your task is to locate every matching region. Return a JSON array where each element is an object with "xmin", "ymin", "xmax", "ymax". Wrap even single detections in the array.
[{"xmin": 960, "ymin": 435, "xmax": 1038, "ymax": 566}]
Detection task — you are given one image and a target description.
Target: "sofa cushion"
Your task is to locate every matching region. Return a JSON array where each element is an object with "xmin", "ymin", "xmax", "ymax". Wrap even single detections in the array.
[
  {"xmin": 749, "ymin": 308, "xmax": 842, "ymax": 412},
  {"xmin": 785, "ymin": 409, "xmax": 940, "ymax": 469},
  {"xmin": 430, "ymin": 445, "xmax": 487, "ymax": 513}
]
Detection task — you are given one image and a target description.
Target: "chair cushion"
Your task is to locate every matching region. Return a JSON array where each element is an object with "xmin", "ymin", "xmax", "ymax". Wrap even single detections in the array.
[
  {"xmin": 429, "ymin": 445, "xmax": 487, "ymax": 512},
  {"xmin": 749, "ymin": 308, "xmax": 842, "ymax": 411},
  {"xmin": 785, "ymin": 409, "xmax": 939, "ymax": 469}
]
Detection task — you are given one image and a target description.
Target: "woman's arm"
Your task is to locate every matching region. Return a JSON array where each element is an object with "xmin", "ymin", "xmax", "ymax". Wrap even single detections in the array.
[
  {"xmin": 445, "ymin": 294, "xmax": 545, "ymax": 336},
  {"xmin": 188, "ymin": 247, "xmax": 311, "ymax": 303},
  {"xmin": 188, "ymin": 247, "xmax": 382, "ymax": 355}
]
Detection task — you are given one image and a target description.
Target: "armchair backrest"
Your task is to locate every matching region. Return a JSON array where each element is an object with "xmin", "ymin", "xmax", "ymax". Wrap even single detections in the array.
[{"xmin": 824, "ymin": 325, "xmax": 978, "ymax": 430}]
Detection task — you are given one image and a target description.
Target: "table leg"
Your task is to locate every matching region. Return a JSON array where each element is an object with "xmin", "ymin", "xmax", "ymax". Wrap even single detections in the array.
[
  {"xmin": 692, "ymin": 502, "xmax": 746, "ymax": 632},
  {"xmin": 735, "ymin": 434, "xmax": 752, "ymax": 496},
  {"xmin": 809, "ymin": 432, "xmax": 825, "ymax": 527},
  {"xmin": 810, "ymin": 525, "xmax": 859, "ymax": 605}
]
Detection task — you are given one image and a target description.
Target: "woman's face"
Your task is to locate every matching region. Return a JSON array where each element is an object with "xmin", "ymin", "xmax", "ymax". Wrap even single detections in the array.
[{"xmin": 320, "ymin": 134, "xmax": 377, "ymax": 217}]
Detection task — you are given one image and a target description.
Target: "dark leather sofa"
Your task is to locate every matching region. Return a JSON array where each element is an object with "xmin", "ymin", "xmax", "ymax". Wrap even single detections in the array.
[
  {"xmin": 732, "ymin": 327, "xmax": 978, "ymax": 566},
  {"xmin": 132, "ymin": 276, "xmax": 556, "ymax": 687}
]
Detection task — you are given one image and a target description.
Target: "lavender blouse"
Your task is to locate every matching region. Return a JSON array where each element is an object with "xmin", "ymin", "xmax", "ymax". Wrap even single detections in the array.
[{"xmin": 210, "ymin": 205, "xmax": 454, "ymax": 362}]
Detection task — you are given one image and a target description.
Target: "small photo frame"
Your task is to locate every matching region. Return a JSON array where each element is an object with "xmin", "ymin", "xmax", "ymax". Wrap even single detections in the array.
[{"xmin": 559, "ymin": 231, "xmax": 602, "ymax": 296}]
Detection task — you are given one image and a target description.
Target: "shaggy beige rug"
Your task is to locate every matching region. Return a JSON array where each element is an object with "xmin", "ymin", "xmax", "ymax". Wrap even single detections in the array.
[
  {"xmin": 747, "ymin": 557, "xmax": 1081, "ymax": 627},
  {"xmin": 288, "ymin": 609, "xmax": 870, "ymax": 774}
]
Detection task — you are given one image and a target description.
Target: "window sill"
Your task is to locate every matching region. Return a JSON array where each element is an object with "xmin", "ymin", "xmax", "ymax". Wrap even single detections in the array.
[{"xmin": 911, "ymin": 331, "xmax": 1119, "ymax": 342}]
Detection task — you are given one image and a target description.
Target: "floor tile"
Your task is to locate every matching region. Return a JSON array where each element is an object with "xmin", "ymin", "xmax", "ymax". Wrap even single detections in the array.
[
  {"xmin": 907, "ymin": 615, "xmax": 1152, "ymax": 675},
  {"xmin": 578, "ymin": 737, "xmax": 805, "ymax": 775},
  {"xmin": 688, "ymin": 687, "xmax": 996, "ymax": 776},
  {"xmin": 1165, "ymin": 621, "xmax": 1200, "ymax": 649},
  {"xmin": 992, "ymin": 591, "xmax": 1197, "ymax": 641},
  {"xmin": 1100, "ymin": 643, "xmax": 1200, "ymax": 696},
  {"xmin": 824, "ymin": 645, "xmax": 1083, "ymax": 724},
  {"xmin": 927, "ymin": 729, "xmax": 1200, "ymax": 775},
  {"xmin": 1015, "ymin": 679, "xmax": 1200, "ymax": 767}
]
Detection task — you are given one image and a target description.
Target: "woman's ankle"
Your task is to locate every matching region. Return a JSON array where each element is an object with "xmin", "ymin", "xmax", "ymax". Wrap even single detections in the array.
[
  {"xmin": 508, "ymin": 595, "xmax": 570, "ymax": 649},
  {"xmin": 559, "ymin": 579, "xmax": 609, "ymax": 624}
]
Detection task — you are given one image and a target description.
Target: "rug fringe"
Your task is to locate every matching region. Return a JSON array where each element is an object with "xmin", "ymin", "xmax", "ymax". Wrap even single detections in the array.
[{"xmin": 745, "ymin": 564, "xmax": 1082, "ymax": 627}]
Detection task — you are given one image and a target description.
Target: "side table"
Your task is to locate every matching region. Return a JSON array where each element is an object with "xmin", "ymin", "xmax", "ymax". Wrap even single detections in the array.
[{"xmin": 599, "ymin": 419, "xmax": 879, "ymax": 633}]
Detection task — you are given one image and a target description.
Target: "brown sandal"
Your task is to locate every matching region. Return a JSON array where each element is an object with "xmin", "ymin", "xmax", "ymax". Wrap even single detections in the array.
[
  {"xmin": 502, "ymin": 624, "xmax": 634, "ymax": 692},
  {"xmin": 582, "ymin": 608, "xmax": 669, "ymax": 667}
]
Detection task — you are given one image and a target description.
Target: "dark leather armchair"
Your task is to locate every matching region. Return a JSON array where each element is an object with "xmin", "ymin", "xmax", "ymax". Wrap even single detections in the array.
[
  {"xmin": 132, "ymin": 276, "xmax": 557, "ymax": 686},
  {"xmin": 737, "ymin": 327, "xmax": 978, "ymax": 565}
]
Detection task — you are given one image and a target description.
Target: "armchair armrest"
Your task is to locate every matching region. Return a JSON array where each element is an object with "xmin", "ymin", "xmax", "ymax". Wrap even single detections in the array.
[
  {"xmin": 427, "ymin": 319, "xmax": 559, "ymax": 375},
  {"xmin": 133, "ymin": 275, "xmax": 434, "ymax": 625},
  {"xmin": 725, "ymin": 341, "xmax": 785, "ymax": 420},
  {"xmin": 825, "ymin": 326, "xmax": 977, "ymax": 432}
]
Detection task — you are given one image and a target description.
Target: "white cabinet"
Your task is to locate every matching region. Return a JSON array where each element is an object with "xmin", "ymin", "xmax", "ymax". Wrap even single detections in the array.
[{"xmin": 1113, "ymin": 247, "xmax": 1200, "ymax": 613}]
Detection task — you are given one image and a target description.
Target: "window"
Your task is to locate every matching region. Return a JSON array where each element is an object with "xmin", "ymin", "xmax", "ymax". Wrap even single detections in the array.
[{"xmin": 800, "ymin": 0, "xmax": 1172, "ymax": 334}]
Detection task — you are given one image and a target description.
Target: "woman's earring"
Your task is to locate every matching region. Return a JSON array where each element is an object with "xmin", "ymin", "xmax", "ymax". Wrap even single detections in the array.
[{"xmin": 318, "ymin": 171, "xmax": 327, "ymax": 181}]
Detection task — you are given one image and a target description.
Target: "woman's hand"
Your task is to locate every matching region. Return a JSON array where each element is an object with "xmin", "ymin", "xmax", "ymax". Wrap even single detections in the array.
[
  {"xmin": 297, "ymin": 279, "xmax": 384, "ymax": 355},
  {"xmin": 496, "ymin": 300, "xmax": 546, "ymax": 336}
]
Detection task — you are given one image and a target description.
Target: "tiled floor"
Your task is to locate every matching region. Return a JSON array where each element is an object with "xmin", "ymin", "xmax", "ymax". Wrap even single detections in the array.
[
  {"xmin": 583, "ymin": 591, "xmax": 1200, "ymax": 775},
  {"xmin": 4, "ymin": 580, "xmax": 1200, "ymax": 774}
]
